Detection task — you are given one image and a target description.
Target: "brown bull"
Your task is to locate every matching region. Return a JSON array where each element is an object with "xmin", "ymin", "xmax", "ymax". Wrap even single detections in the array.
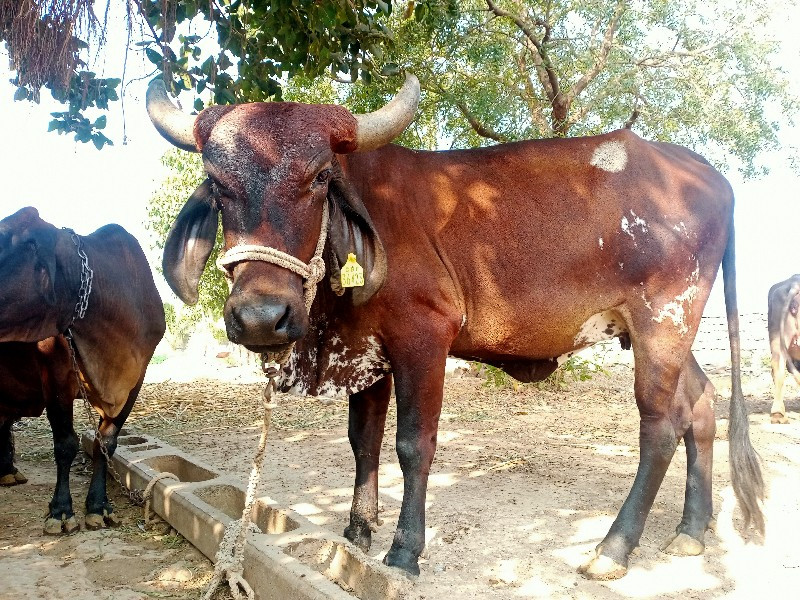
[
  {"xmin": 146, "ymin": 75, "xmax": 763, "ymax": 580},
  {"xmin": 0, "ymin": 208, "xmax": 165, "ymax": 533},
  {"xmin": 767, "ymin": 274, "xmax": 800, "ymax": 424}
]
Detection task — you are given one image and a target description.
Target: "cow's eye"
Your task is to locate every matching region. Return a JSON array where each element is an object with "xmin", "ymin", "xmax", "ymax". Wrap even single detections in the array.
[{"xmin": 313, "ymin": 168, "xmax": 332, "ymax": 187}]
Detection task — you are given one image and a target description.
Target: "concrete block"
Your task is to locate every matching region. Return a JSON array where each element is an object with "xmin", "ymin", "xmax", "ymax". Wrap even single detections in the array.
[{"xmin": 81, "ymin": 429, "xmax": 408, "ymax": 600}]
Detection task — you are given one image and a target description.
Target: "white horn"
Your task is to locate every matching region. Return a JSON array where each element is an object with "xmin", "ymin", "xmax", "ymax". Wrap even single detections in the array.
[
  {"xmin": 353, "ymin": 73, "xmax": 420, "ymax": 152},
  {"xmin": 146, "ymin": 79, "xmax": 199, "ymax": 152}
]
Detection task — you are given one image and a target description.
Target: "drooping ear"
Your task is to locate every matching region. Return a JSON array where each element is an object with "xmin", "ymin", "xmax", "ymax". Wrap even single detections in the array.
[
  {"xmin": 326, "ymin": 165, "xmax": 387, "ymax": 306},
  {"xmin": 32, "ymin": 223, "xmax": 58, "ymax": 306},
  {"xmin": 162, "ymin": 179, "xmax": 219, "ymax": 304}
]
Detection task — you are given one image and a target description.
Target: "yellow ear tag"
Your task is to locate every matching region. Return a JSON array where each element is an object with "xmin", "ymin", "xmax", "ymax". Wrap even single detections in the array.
[{"xmin": 340, "ymin": 253, "xmax": 365, "ymax": 288}]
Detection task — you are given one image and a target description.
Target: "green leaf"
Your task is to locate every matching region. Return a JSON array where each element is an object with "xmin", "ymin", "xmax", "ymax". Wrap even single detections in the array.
[
  {"xmin": 94, "ymin": 115, "xmax": 107, "ymax": 129},
  {"xmin": 194, "ymin": 98, "xmax": 205, "ymax": 111},
  {"xmin": 13, "ymin": 87, "xmax": 27, "ymax": 101},
  {"xmin": 146, "ymin": 48, "xmax": 163, "ymax": 65}
]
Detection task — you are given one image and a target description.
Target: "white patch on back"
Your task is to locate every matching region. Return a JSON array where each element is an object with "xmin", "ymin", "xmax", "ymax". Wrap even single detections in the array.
[
  {"xmin": 598, "ymin": 237, "xmax": 604, "ymax": 249},
  {"xmin": 573, "ymin": 310, "xmax": 627, "ymax": 348},
  {"xmin": 590, "ymin": 141, "xmax": 628, "ymax": 173},
  {"xmin": 673, "ymin": 221, "xmax": 689, "ymax": 237}
]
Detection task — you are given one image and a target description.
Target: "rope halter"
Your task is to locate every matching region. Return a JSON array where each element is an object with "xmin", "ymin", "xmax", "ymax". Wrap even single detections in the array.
[{"xmin": 214, "ymin": 200, "xmax": 330, "ymax": 365}]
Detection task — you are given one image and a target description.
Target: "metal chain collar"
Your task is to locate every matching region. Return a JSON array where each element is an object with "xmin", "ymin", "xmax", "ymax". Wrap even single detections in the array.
[{"xmin": 62, "ymin": 228, "xmax": 94, "ymax": 326}]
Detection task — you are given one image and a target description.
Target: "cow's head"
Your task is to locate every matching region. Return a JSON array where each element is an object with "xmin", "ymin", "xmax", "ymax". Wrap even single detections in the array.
[
  {"xmin": 148, "ymin": 75, "xmax": 419, "ymax": 354},
  {"xmin": 0, "ymin": 207, "xmax": 65, "ymax": 342}
]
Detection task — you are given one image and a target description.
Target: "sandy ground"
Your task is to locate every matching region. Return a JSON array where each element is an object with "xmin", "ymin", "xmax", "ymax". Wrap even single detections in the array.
[{"xmin": 3, "ymin": 333, "xmax": 800, "ymax": 599}]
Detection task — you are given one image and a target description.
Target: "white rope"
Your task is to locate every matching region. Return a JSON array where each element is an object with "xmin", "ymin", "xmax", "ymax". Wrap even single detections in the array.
[
  {"xmin": 142, "ymin": 472, "xmax": 179, "ymax": 529},
  {"xmin": 204, "ymin": 203, "xmax": 329, "ymax": 600},
  {"xmin": 202, "ymin": 378, "xmax": 278, "ymax": 600}
]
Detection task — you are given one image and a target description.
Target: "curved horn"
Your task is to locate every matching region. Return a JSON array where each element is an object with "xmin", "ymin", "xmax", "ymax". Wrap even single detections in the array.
[
  {"xmin": 353, "ymin": 73, "xmax": 420, "ymax": 152},
  {"xmin": 146, "ymin": 79, "xmax": 199, "ymax": 152}
]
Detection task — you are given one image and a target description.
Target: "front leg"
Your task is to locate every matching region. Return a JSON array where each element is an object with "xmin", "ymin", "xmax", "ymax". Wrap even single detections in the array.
[
  {"xmin": 85, "ymin": 379, "xmax": 142, "ymax": 529},
  {"xmin": 44, "ymin": 399, "xmax": 80, "ymax": 534},
  {"xmin": 383, "ymin": 337, "xmax": 451, "ymax": 576},
  {"xmin": 344, "ymin": 375, "xmax": 392, "ymax": 551}
]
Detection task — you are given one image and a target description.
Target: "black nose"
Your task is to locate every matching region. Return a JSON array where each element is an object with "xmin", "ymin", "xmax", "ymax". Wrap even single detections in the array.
[{"xmin": 225, "ymin": 296, "xmax": 306, "ymax": 347}]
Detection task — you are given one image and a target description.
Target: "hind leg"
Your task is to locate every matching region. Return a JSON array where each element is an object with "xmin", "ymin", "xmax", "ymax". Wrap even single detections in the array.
[
  {"xmin": 579, "ymin": 309, "xmax": 699, "ymax": 580},
  {"xmin": 661, "ymin": 352, "xmax": 715, "ymax": 555},
  {"xmin": 768, "ymin": 338, "xmax": 789, "ymax": 423},
  {"xmin": 0, "ymin": 419, "xmax": 27, "ymax": 486}
]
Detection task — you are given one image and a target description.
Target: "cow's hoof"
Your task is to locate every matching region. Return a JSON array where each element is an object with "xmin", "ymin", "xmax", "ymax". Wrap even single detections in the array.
[
  {"xmin": 344, "ymin": 524, "xmax": 373, "ymax": 552},
  {"xmin": 85, "ymin": 510, "xmax": 121, "ymax": 530},
  {"xmin": 660, "ymin": 532, "xmax": 704, "ymax": 556},
  {"xmin": 44, "ymin": 515, "xmax": 79, "ymax": 535},
  {"xmin": 383, "ymin": 547, "xmax": 421, "ymax": 577},
  {"xmin": 771, "ymin": 413, "xmax": 789, "ymax": 424},
  {"xmin": 577, "ymin": 552, "xmax": 628, "ymax": 581},
  {"xmin": 84, "ymin": 513, "xmax": 106, "ymax": 530},
  {"xmin": 13, "ymin": 471, "xmax": 28, "ymax": 484},
  {"xmin": 0, "ymin": 473, "xmax": 17, "ymax": 486}
]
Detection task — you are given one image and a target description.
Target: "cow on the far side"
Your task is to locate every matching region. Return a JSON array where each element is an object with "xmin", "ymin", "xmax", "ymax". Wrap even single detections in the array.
[
  {"xmin": 767, "ymin": 274, "xmax": 800, "ymax": 424},
  {"xmin": 0, "ymin": 207, "xmax": 165, "ymax": 534}
]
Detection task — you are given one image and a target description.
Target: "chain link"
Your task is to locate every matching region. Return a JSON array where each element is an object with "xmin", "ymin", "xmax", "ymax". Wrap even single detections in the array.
[{"xmin": 62, "ymin": 228, "xmax": 94, "ymax": 324}]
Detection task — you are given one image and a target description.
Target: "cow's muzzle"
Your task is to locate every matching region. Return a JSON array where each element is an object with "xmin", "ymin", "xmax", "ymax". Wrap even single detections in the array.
[{"xmin": 224, "ymin": 290, "xmax": 309, "ymax": 352}]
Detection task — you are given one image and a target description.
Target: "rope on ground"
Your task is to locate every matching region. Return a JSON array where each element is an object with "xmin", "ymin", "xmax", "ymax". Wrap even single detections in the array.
[
  {"xmin": 142, "ymin": 471, "xmax": 179, "ymax": 528},
  {"xmin": 204, "ymin": 200, "xmax": 329, "ymax": 598},
  {"xmin": 202, "ymin": 368, "xmax": 279, "ymax": 600}
]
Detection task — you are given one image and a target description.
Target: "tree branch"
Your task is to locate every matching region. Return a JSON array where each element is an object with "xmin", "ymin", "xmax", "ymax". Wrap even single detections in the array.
[
  {"xmin": 452, "ymin": 96, "xmax": 510, "ymax": 142},
  {"xmin": 515, "ymin": 50, "xmax": 552, "ymax": 135},
  {"xmin": 564, "ymin": 0, "xmax": 626, "ymax": 105},
  {"xmin": 485, "ymin": 0, "xmax": 559, "ymax": 103}
]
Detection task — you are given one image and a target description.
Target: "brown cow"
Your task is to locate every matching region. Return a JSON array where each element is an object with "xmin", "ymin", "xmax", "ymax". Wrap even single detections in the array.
[
  {"xmin": 146, "ymin": 75, "xmax": 763, "ymax": 580},
  {"xmin": 767, "ymin": 274, "xmax": 800, "ymax": 424},
  {"xmin": 0, "ymin": 208, "xmax": 165, "ymax": 534}
]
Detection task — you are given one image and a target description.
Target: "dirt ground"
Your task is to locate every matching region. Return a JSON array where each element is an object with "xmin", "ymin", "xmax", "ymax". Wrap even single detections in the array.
[{"xmin": 2, "ymin": 343, "xmax": 800, "ymax": 600}]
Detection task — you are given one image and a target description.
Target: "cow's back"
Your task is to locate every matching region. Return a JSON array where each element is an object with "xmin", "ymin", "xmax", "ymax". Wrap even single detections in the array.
[{"xmin": 345, "ymin": 129, "xmax": 733, "ymax": 359}]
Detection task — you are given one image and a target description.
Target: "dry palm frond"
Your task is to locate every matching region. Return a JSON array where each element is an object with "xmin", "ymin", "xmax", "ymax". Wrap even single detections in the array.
[{"xmin": 0, "ymin": 0, "xmax": 107, "ymax": 98}]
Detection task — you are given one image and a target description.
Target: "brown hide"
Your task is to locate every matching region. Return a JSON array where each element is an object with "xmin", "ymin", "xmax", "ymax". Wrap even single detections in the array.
[
  {"xmin": 0, "ymin": 338, "xmax": 73, "ymax": 422},
  {"xmin": 0, "ymin": 208, "xmax": 166, "ymax": 420},
  {"xmin": 152, "ymin": 86, "xmax": 763, "ymax": 577}
]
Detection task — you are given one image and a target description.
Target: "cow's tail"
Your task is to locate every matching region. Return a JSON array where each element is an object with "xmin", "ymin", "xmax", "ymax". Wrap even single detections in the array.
[{"xmin": 722, "ymin": 216, "xmax": 765, "ymax": 534}]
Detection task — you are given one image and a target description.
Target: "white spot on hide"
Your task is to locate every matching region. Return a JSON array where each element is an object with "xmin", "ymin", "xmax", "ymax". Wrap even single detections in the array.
[
  {"xmin": 590, "ymin": 141, "xmax": 628, "ymax": 173},
  {"xmin": 621, "ymin": 210, "xmax": 648, "ymax": 241},
  {"xmin": 651, "ymin": 264, "xmax": 701, "ymax": 335},
  {"xmin": 673, "ymin": 222, "xmax": 689, "ymax": 237},
  {"xmin": 573, "ymin": 311, "xmax": 626, "ymax": 348},
  {"xmin": 598, "ymin": 237, "xmax": 604, "ymax": 249}
]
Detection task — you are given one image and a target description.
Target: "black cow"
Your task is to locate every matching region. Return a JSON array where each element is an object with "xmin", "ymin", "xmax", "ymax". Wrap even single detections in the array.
[{"xmin": 0, "ymin": 207, "xmax": 165, "ymax": 533}]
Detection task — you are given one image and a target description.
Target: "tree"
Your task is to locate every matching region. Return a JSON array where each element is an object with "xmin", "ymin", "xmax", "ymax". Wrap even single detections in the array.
[
  {"xmin": 1, "ymin": 0, "xmax": 404, "ymax": 147},
  {"xmin": 147, "ymin": 0, "xmax": 798, "ymax": 316},
  {"xmin": 338, "ymin": 0, "xmax": 795, "ymax": 176}
]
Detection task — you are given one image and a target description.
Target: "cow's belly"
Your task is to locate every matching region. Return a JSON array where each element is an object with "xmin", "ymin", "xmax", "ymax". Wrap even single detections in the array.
[{"xmin": 451, "ymin": 308, "xmax": 628, "ymax": 363}]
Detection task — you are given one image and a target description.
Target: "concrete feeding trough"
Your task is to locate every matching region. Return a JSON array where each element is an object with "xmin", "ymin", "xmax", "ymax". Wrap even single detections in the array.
[{"xmin": 81, "ymin": 430, "xmax": 406, "ymax": 600}]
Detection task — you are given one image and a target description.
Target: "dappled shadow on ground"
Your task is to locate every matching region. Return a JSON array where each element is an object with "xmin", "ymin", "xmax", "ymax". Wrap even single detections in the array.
[
  {"xmin": 100, "ymin": 363, "xmax": 800, "ymax": 599},
  {"xmin": 4, "ymin": 359, "xmax": 799, "ymax": 599}
]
